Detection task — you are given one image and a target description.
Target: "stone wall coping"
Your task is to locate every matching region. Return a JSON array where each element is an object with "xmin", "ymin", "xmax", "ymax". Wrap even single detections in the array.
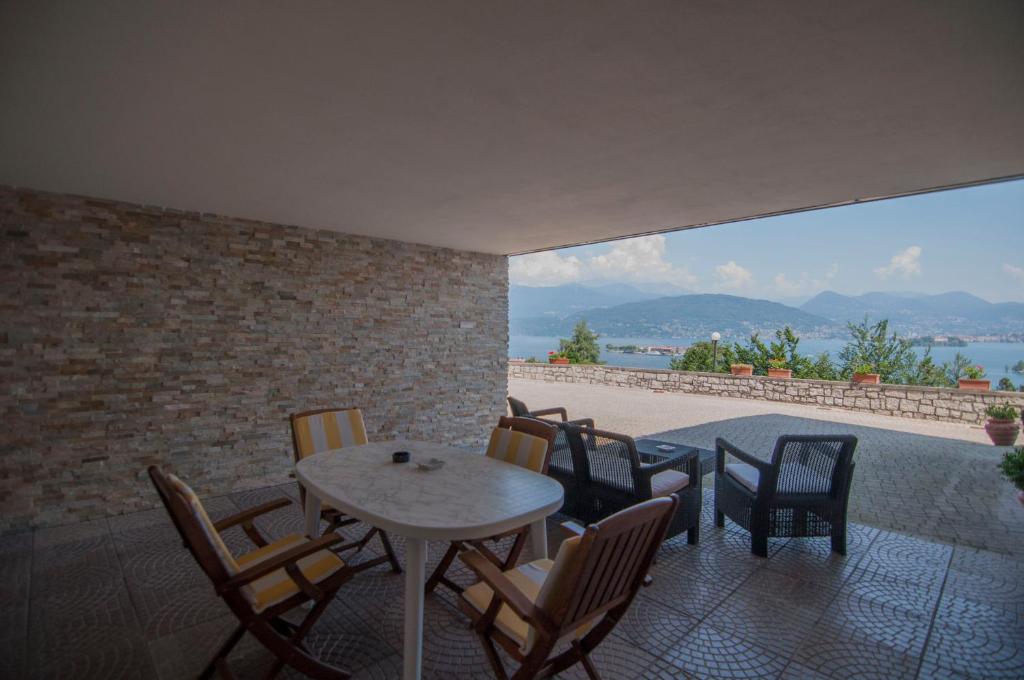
[{"xmin": 508, "ymin": 360, "xmax": 1024, "ymax": 398}]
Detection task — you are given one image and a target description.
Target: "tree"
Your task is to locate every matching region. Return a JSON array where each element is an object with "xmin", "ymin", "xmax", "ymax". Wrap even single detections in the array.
[
  {"xmin": 998, "ymin": 377, "xmax": 1016, "ymax": 392},
  {"xmin": 905, "ymin": 348, "xmax": 953, "ymax": 387},
  {"xmin": 670, "ymin": 341, "xmax": 735, "ymax": 372},
  {"xmin": 944, "ymin": 352, "xmax": 973, "ymax": 384},
  {"xmin": 838, "ymin": 318, "xmax": 917, "ymax": 383},
  {"xmin": 725, "ymin": 326, "xmax": 837, "ymax": 379},
  {"xmin": 558, "ymin": 320, "xmax": 602, "ymax": 364}
]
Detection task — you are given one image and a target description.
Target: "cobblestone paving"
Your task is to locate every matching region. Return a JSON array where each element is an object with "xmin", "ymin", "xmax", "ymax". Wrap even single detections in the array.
[
  {"xmin": 511, "ymin": 379, "xmax": 1024, "ymax": 558},
  {"xmin": 3, "ymin": 483, "xmax": 1022, "ymax": 679}
]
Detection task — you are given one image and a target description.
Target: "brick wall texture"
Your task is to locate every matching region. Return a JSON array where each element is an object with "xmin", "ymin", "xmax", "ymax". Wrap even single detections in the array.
[
  {"xmin": 510, "ymin": 362, "xmax": 1024, "ymax": 425},
  {"xmin": 0, "ymin": 186, "xmax": 508, "ymax": 531}
]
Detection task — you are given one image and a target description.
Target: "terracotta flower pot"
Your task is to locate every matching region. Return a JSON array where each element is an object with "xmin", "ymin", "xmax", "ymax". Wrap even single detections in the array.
[
  {"xmin": 958, "ymin": 379, "xmax": 990, "ymax": 391},
  {"xmin": 767, "ymin": 368, "xmax": 792, "ymax": 379},
  {"xmin": 985, "ymin": 418, "xmax": 1020, "ymax": 446},
  {"xmin": 852, "ymin": 373, "xmax": 880, "ymax": 385},
  {"xmin": 548, "ymin": 357, "xmax": 569, "ymax": 365},
  {"xmin": 1018, "ymin": 490, "xmax": 1024, "ymax": 507},
  {"xmin": 730, "ymin": 364, "xmax": 753, "ymax": 376}
]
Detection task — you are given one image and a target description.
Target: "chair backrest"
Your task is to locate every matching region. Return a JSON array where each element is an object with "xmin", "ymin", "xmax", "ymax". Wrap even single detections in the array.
[
  {"xmin": 148, "ymin": 466, "xmax": 239, "ymax": 585},
  {"xmin": 536, "ymin": 495, "xmax": 677, "ymax": 642},
  {"xmin": 290, "ymin": 407, "xmax": 368, "ymax": 461},
  {"xmin": 769, "ymin": 435, "xmax": 857, "ymax": 495},
  {"xmin": 507, "ymin": 396, "xmax": 531, "ymax": 417},
  {"xmin": 563, "ymin": 425, "xmax": 642, "ymax": 495},
  {"xmin": 485, "ymin": 415, "xmax": 557, "ymax": 474}
]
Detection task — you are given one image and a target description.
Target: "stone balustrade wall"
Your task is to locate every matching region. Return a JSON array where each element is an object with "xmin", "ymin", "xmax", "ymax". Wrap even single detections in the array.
[{"xmin": 509, "ymin": 362, "xmax": 1024, "ymax": 425}]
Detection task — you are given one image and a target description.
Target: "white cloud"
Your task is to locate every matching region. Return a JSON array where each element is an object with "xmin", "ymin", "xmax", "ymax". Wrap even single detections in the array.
[
  {"xmin": 874, "ymin": 246, "xmax": 922, "ymax": 279},
  {"xmin": 1003, "ymin": 263, "xmax": 1024, "ymax": 283},
  {"xmin": 713, "ymin": 260, "xmax": 753, "ymax": 290},
  {"xmin": 509, "ymin": 251, "xmax": 582, "ymax": 286},
  {"xmin": 771, "ymin": 262, "xmax": 839, "ymax": 296},
  {"xmin": 510, "ymin": 234, "xmax": 696, "ymax": 288},
  {"xmin": 589, "ymin": 235, "xmax": 697, "ymax": 288}
]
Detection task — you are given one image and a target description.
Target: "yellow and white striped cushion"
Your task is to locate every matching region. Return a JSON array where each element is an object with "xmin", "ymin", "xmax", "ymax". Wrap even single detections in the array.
[
  {"xmin": 293, "ymin": 409, "xmax": 369, "ymax": 458},
  {"xmin": 166, "ymin": 474, "xmax": 239, "ymax": 574},
  {"xmin": 236, "ymin": 533, "xmax": 346, "ymax": 612},
  {"xmin": 463, "ymin": 536, "xmax": 594, "ymax": 653},
  {"xmin": 485, "ymin": 427, "xmax": 549, "ymax": 473}
]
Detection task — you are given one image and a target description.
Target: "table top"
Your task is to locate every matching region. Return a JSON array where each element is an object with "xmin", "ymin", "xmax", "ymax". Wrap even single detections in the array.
[
  {"xmin": 295, "ymin": 439, "xmax": 564, "ymax": 541},
  {"xmin": 634, "ymin": 438, "xmax": 715, "ymax": 476}
]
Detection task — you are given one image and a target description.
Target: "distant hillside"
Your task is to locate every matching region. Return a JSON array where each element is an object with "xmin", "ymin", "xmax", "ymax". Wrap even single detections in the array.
[
  {"xmin": 508, "ymin": 284, "xmax": 659, "ymax": 320},
  {"xmin": 802, "ymin": 291, "xmax": 1024, "ymax": 335},
  {"xmin": 511, "ymin": 293, "xmax": 835, "ymax": 338}
]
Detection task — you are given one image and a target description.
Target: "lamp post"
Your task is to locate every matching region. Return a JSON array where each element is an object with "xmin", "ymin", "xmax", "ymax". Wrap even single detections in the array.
[{"xmin": 711, "ymin": 332, "xmax": 721, "ymax": 372}]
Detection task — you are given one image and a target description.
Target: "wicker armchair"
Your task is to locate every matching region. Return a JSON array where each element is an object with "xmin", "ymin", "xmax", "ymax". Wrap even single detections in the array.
[
  {"xmin": 562, "ymin": 424, "xmax": 702, "ymax": 544},
  {"xmin": 714, "ymin": 435, "xmax": 858, "ymax": 557},
  {"xmin": 507, "ymin": 396, "xmax": 594, "ymax": 520}
]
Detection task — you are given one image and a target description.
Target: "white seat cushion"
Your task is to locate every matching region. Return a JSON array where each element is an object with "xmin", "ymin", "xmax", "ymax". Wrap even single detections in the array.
[
  {"xmin": 650, "ymin": 469, "xmax": 690, "ymax": 496},
  {"xmin": 725, "ymin": 463, "xmax": 760, "ymax": 493}
]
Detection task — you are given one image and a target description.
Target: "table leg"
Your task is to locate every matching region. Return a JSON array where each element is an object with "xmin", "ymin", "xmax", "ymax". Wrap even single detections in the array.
[
  {"xmin": 403, "ymin": 537, "xmax": 426, "ymax": 680},
  {"xmin": 303, "ymin": 493, "xmax": 322, "ymax": 538},
  {"xmin": 530, "ymin": 517, "xmax": 549, "ymax": 560}
]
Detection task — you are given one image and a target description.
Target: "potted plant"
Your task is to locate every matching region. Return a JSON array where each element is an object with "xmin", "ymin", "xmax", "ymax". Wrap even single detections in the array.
[
  {"xmin": 730, "ymin": 363, "xmax": 753, "ymax": 376},
  {"xmin": 997, "ymin": 446, "xmax": 1024, "ymax": 506},
  {"xmin": 985, "ymin": 404, "xmax": 1021, "ymax": 446},
  {"xmin": 851, "ymin": 363, "xmax": 880, "ymax": 385},
  {"xmin": 959, "ymin": 365, "xmax": 990, "ymax": 391},
  {"xmin": 547, "ymin": 351, "xmax": 569, "ymax": 365},
  {"xmin": 767, "ymin": 358, "xmax": 792, "ymax": 379}
]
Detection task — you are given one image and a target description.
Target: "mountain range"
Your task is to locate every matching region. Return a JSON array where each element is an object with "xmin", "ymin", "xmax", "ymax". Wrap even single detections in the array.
[{"xmin": 509, "ymin": 284, "xmax": 1024, "ymax": 338}]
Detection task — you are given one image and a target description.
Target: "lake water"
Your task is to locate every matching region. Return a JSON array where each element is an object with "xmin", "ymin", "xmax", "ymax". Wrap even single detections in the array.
[{"xmin": 509, "ymin": 335, "xmax": 1024, "ymax": 389}]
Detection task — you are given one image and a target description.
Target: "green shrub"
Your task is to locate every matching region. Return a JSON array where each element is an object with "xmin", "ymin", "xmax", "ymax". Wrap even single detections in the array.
[
  {"xmin": 986, "ymin": 403, "xmax": 1020, "ymax": 421},
  {"xmin": 768, "ymin": 357, "xmax": 788, "ymax": 369},
  {"xmin": 558, "ymin": 320, "xmax": 602, "ymax": 364},
  {"xmin": 964, "ymin": 364, "xmax": 987, "ymax": 380},
  {"xmin": 998, "ymin": 377, "xmax": 1016, "ymax": 391},
  {"xmin": 998, "ymin": 447, "xmax": 1024, "ymax": 492},
  {"xmin": 852, "ymin": 362, "xmax": 876, "ymax": 375}
]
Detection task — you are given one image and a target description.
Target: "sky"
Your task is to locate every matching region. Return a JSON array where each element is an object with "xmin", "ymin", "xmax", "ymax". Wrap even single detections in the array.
[{"xmin": 509, "ymin": 178, "xmax": 1024, "ymax": 303}]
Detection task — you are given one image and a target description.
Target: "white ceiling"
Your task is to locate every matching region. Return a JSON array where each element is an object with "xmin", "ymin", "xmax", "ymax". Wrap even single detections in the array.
[{"xmin": 1, "ymin": 1, "xmax": 1022, "ymax": 255}]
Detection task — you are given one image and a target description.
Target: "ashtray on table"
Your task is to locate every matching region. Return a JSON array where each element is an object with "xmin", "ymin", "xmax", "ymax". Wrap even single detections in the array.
[{"xmin": 655, "ymin": 444, "xmax": 676, "ymax": 452}]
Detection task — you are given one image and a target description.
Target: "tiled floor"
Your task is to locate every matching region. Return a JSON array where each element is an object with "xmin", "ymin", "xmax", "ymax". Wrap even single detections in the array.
[{"xmin": 3, "ymin": 482, "xmax": 1022, "ymax": 679}]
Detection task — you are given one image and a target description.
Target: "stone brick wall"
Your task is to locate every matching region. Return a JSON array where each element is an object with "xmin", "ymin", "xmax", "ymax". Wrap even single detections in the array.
[
  {"xmin": 0, "ymin": 186, "xmax": 508, "ymax": 531},
  {"xmin": 510, "ymin": 362, "xmax": 1024, "ymax": 425}
]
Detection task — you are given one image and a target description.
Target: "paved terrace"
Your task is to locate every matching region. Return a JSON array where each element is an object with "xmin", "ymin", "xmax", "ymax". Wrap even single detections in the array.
[
  {"xmin": 511, "ymin": 378, "xmax": 1024, "ymax": 559},
  {"xmin": 3, "ymin": 481, "xmax": 1023, "ymax": 679}
]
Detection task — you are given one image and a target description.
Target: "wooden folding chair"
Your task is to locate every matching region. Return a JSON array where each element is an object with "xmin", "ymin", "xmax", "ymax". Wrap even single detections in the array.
[
  {"xmin": 425, "ymin": 416, "xmax": 558, "ymax": 596},
  {"xmin": 459, "ymin": 495, "xmax": 678, "ymax": 680},
  {"xmin": 290, "ymin": 407, "xmax": 401, "ymax": 573},
  {"xmin": 148, "ymin": 466, "xmax": 357, "ymax": 679}
]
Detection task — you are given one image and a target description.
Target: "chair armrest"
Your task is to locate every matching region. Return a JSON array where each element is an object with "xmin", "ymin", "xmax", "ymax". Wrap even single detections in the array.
[
  {"xmin": 531, "ymin": 407, "xmax": 568, "ymax": 422},
  {"xmin": 715, "ymin": 438, "xmax": 771, "ymax": 473},
  {"xmin": 561, "ymin": 520, "xmax": 586, "ymax": 536},
  {"xmin": 218, "ymin": 533, "xmax": 343, "ymax": 593},
  {"xmin": 566, "ymin": 417, "xmax": 594, "ymax": 428},
  {"xmin": 214, "ymin": 498, "xmax": 293, "ymax": 531},
  {"xmin": 459, "ymin": 550, "xmax": 550, "ymax": 628}
]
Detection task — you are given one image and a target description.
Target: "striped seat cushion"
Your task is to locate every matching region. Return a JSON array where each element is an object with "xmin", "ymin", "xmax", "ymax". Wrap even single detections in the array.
[
  {"xmin": 236, "ymin": 533, "xmax": 346, "ymax": 612},
  {"xmin": 292, "ymin": 409, "xmax": 368, "ymax": 457},
  {"xmin": 485, "ymin": 427, "xmax": 550, "ymax": 473},
  {"xmin": 166, "ymin": 474, "xmax": 239, "ymax": 574},
  {"xmin": 463, "ymin": 536, "xmax": 596, "ymax": 652}
]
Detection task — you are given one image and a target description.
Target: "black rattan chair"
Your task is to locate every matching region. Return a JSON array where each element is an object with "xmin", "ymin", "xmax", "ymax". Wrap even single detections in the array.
[
  {"xmin": 562, "ymin": 424, "xmax": 702, "ymax": 544},
  {"xmin": 714, "ymin": 435, "xmax": 858, "ymax": 557},
  {"xmin": 507, "ymin": 396, "xmax": 594, "ymax": 520}
]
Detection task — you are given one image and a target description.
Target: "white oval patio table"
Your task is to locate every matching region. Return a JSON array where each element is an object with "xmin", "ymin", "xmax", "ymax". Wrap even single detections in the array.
[{"xmin": 295, "ymin": 439, "xmax": 564, "ymax": 680}]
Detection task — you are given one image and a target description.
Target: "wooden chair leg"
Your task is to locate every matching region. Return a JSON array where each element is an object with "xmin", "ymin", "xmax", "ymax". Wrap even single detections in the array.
[
  {"xmin": 199, "ymin": 623, "xmax": 246, "ymax": 680},
  {"xmin": 477, "ymin": 630, "xmax": 510, "ymax": 680},
  {"xmin": 425, "ymin": 542, "xmax": 460, "ymax": 594},
  {"xmin": 575, "ymin": 641, "xmax": 604, "ymax": 680},
  {"xmin": 714, "ymin": 509, "xmax": 725, "ymax": 527},
  {"xmin": 831, "ymin": 521, "xmax": 847, "ymax": 555},
  {"xmin": 377, "ymin": 530, "xmax": 402, "ymax": 574},
  {"xmin": 687, "ymin": 524, "xmax": 699, "ymax": 545},
  {"xmin": 500, "ymin": 530, "xmax": 528, "ymax": 570},
  {"xmin": 751, "ymin": 531, "xmax": 768, "ymax": 557}
]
